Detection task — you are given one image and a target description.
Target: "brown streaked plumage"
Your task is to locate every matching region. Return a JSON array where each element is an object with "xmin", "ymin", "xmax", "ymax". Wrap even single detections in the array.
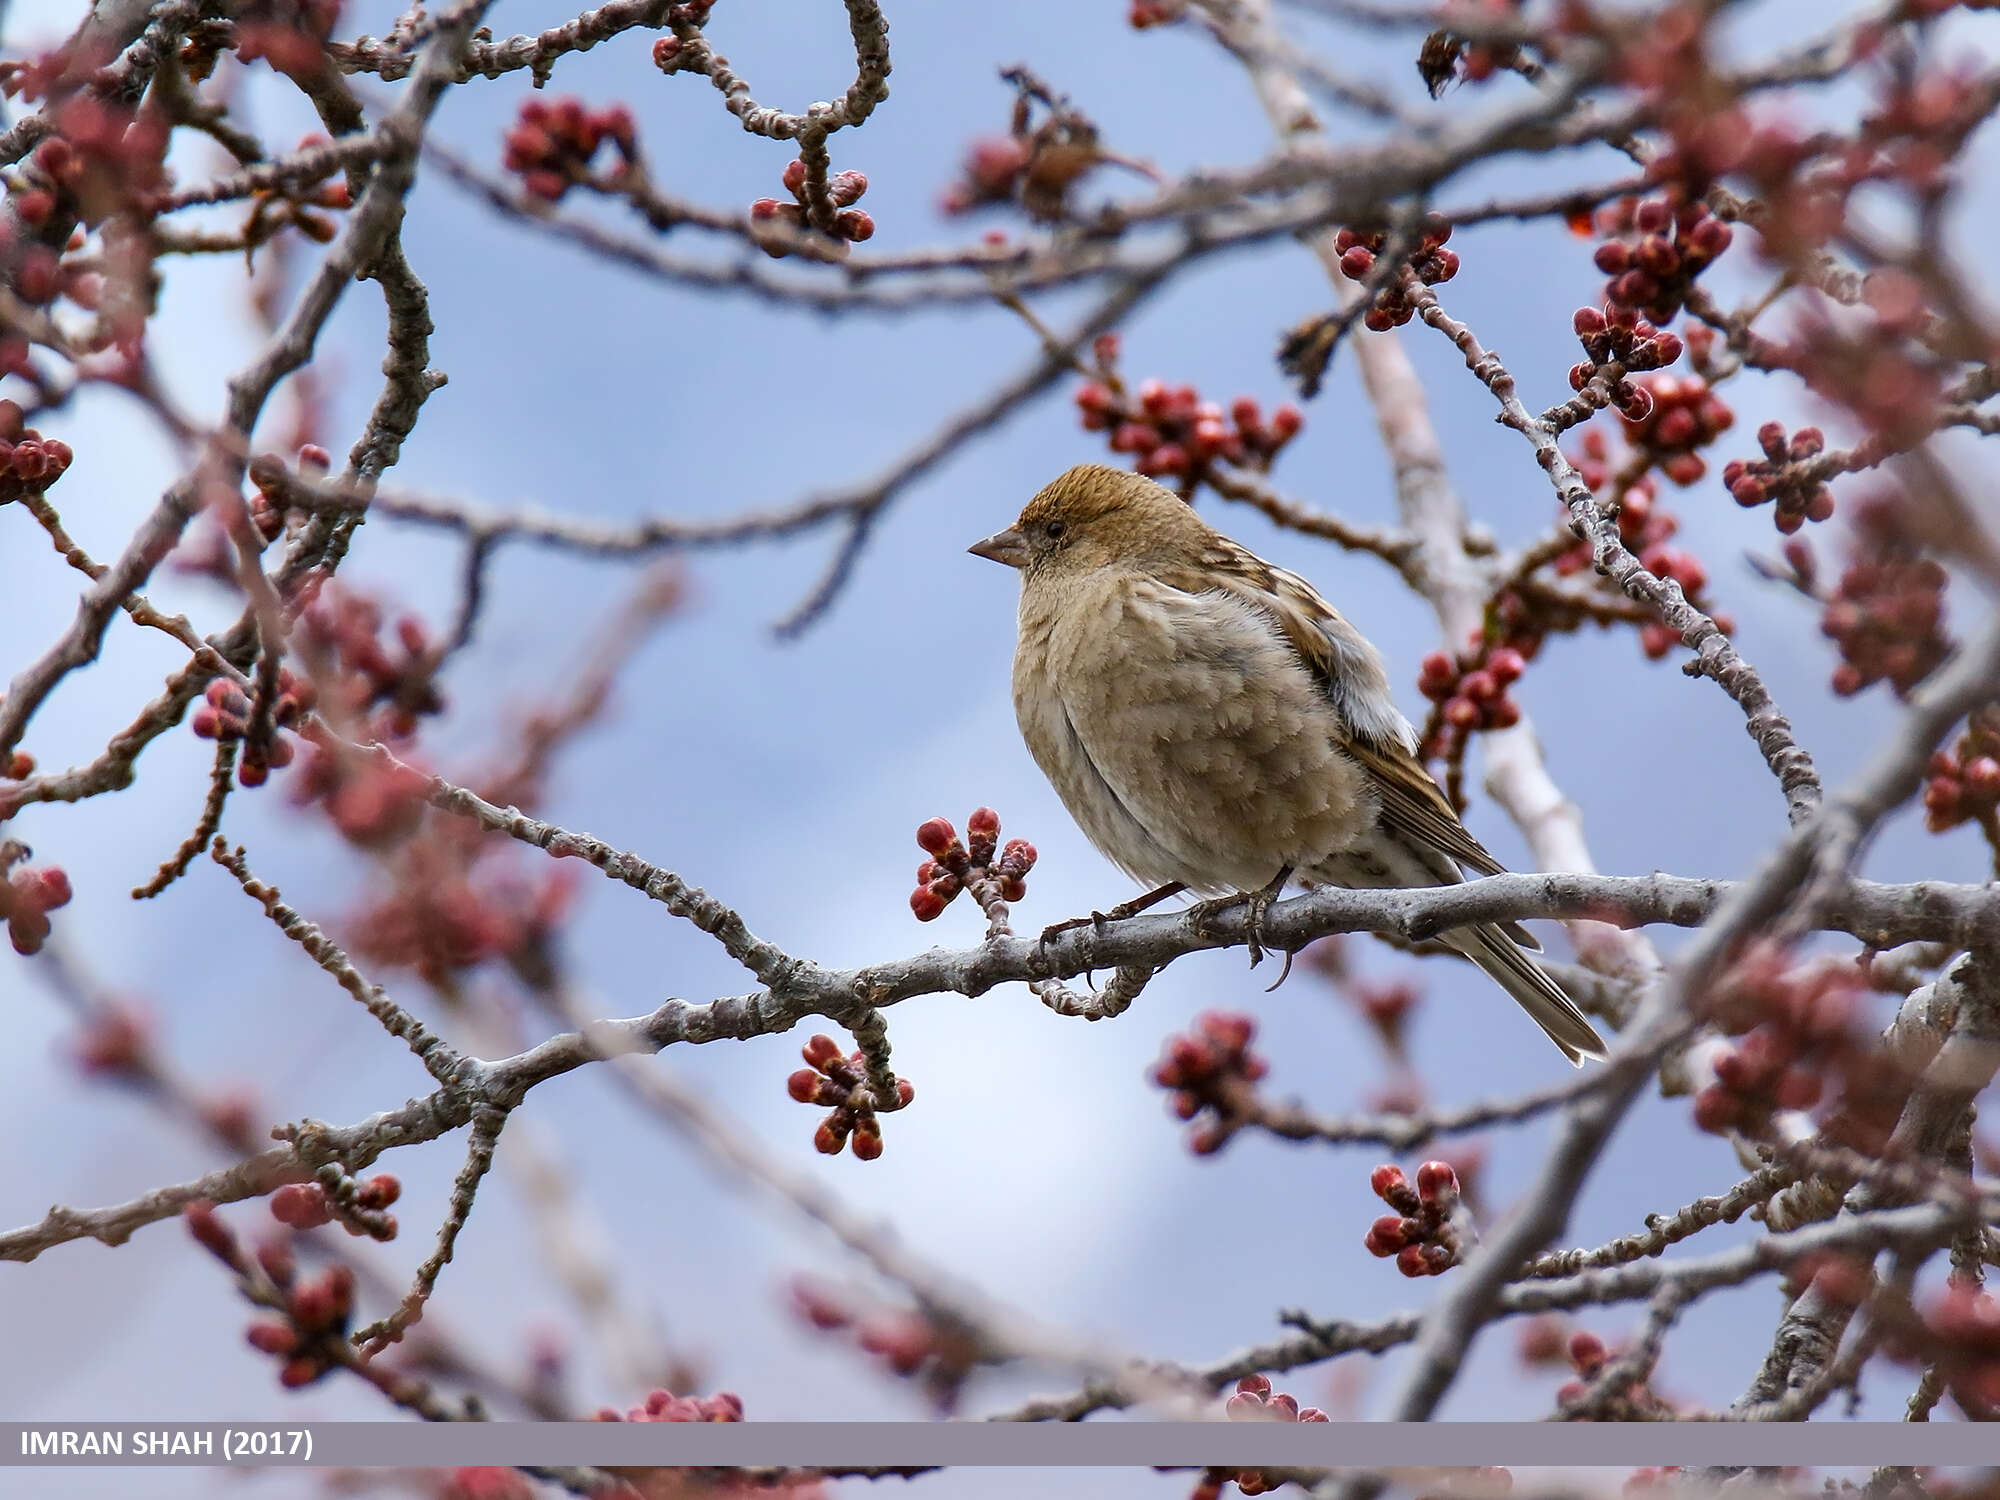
[{"xmin": 970, "ymin": 463, "xmax": 1607, "ymax": 1066}]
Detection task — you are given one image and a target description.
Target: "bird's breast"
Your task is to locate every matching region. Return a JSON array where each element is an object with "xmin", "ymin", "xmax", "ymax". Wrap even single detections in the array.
[{"xmin": 1012, "ymin": 573, "xmax": 1375, "ymax": 892}]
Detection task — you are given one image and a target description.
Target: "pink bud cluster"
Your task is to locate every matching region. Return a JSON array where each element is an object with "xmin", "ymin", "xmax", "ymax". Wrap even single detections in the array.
[
  {"xmin": 1739, "ymin": 67, "xmax": 1993, "ymax": 268},
  {"xmin": 1568, "ymin": 305, "xmax": 1684, "ymax": 422},
  {"xmin": 184, "ymin": 1200, "xmax": 357, "ymax": 1389},
  {"xmin": 1693, "ymin": 947, "xmax": 1867, "ymax": 1137},
  {"xmin": 502, "ymin": 96, "xmax": 635, "ymax": 203},
  {"xmin": 1333, "ymin": 218, "xmax": 1460, "ymax": 330},
  {"xmin": 751, "ymin": 159, "xmax": 874, "ymax": 256},
  {"xmin": 792, "ymin": 1277, "xmax": 977, "ymax": 1409},
  {"xmin": 1618, "ymin": 372, "xmax": 1733, "ymax": 487},
  {"xmin": 1149, "ymin": 1010, "xmax": 1267, "ymax": 1156},
  {"xmin": 940, "ymin": 135, "xmax": 1036, "ymax": 214},
  {"xmin": 1075, "ymin": 335, "xmax": 1302, "ymax": 482},
  {"xmin": 1723, "ymin": 423, "xmax": 1832, "ymax": 532},
  {"xmin": 647, "ymin": 0, "xmax": 717, "ymax": 72},
  {"xmin": 1913, "ymin": 1287, "xmax": 2000, "ymax": 1418},
  {"xmin": 1787, "ymin": 277, "xmax": 1945, "ymax": 446},
  {"xmin": 1363, "ymin": 1161, "xmax": 1463, "ymax": 1277},
  {"xmin": 1297, "ymin": 938, "xmax": 1427, "ymax": 1074},
  {"xmin": 1517, "ymin": 1313, "xmax": 1574, "ymax": 1368},
  {"xmin": 648, "ymin": 0, "xmax": 717, "ymax": 75},
  {"xmin": 1185, "ymin": 1376, "xmax": 1330, "ymax": 1500},
  {"xmin": 1591, "ymin": 194, "xmax": 1732, "ymax": 324},
  {"xmin": 593, "ymin": 1389, "xmax": 744, "ymax": 1423},
  {"xmin": 298, "ymin": 584, "xmax": 444, "ymax": 740},
  {"xmin": 1, "ymin": 851, "xmax": 71, "ymax": 955},
  {"xmin": 0, "ymin": 400, "xmax": 74, "ymax": 504},
  {"xmin": 1351, "ymin": 975, "xmax": 1422, "ymax": 1057},
  {"xmin": 1554, "ymin": 1327, "xmax": 1677, "ymax": 1418},
  {"xmin": 71, "ymin": 996, "xmax": 150, "ymax": 1075},
  {"xmin": 1224, "ymin": 1373, "xmax": 1329, "ymax": 1424},
  {"xmin": 23, "ymin": 94, "xmax": 169, "ymax": 225},
  {"xmin": 939, "ymin": 98, "xmax": 1105, "ymax": 223},
  {"xmin": 233, "ymin": 0, "xmax": 344, "ymax": 82},
  {"xmin": 347, "ymin": 839, "xmax": 577, "ymax": 986},
  {"xmin": 787, "ymin": 1034, "xmax": 914, "ymax": 1161},
  {"xmin": 269, "ymin": 1171, "xmax": 400, "ymax": 1242},
  {"xmin": 192, "ymin": 670, "xmax": 316, "ymax": 786},
  {"xmin": 909, "ymin": 807, "xmax": 1035, "ymax": 921},
  {"xmin": 1821, "ymin": 549, "xmax": 1949, "ymax": 699},
  {"xmin": 1418, "ymin": 643, "xmax": 1527, "ymax": 752},
  {"xmin": 289, "ymin": 740, "xmax": 431, "ymax": 847},
  {"xmin": 1923, "ymin": 706, "xmax": 2000, "ymax": 839},
  {"xmin": 245, "ymin": 445, "xmax": 332, "ymax": 545},
  {"xmin": 1554, "ymin": 1327, "xmax": 1610, "ymax": 1404},
  {"xmin": 1780, "ymin": 1250, "xmax": 1871, "ymax": 1310}
]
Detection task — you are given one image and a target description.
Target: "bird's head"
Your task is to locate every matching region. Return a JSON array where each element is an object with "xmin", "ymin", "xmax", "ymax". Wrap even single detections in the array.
[{"xmin": 968, "ymin": 464, "xmax": 1210, "ymax": 580}]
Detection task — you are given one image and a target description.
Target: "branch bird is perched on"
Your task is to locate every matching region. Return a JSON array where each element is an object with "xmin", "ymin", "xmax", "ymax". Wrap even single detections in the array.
[{"xmin": 970, "ymin": 463, "xmax": 1607, "ymax": 1066}]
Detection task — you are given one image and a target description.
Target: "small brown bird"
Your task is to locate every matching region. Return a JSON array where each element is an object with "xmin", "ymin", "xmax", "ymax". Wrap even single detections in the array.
[{"xmin": 970, "ymin": 463, "xmax": 1606, "ymax": 1066}]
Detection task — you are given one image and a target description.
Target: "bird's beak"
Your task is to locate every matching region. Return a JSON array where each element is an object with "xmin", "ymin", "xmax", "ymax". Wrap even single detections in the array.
[{"xmin": 967, "ymin": 527, "xmax": 1030, "ymax": 569}]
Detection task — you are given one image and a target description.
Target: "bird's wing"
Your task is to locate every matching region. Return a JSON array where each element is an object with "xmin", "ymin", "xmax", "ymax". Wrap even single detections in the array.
[
  {"xmin": 1341, "ymin": 732, "xmax": 1510, "ymax": 880},
  {"xmin": 1184, "ymin": 534, "xmax": 1513, "ymax": 884}
]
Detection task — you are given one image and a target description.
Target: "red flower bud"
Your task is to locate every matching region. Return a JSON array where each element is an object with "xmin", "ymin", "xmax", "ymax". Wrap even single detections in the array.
[
  {"xmin": 183, "ymin": 1200, "xmax": 238, "ymax": 1264},
  {"xmin": 279, "ymin": 1357, "xmax": 324, "ymax": 1388},
  {"xmin": 1364, "ymin": 1214, "xmax": 1408, "ymax": 1256},
  {"xmin": 246, "ymin": 1320, "xmax": 299, "ymax": 1356},
  {"xmin": 1415, "ymin": 1160, "xmax": 1458, "ymax": 1204},
  {"xmin": 1109, "ymin": 422, "xmax": 1153, "ymax": 454},
  {"xmin": 1692, "ymin": 1082, "xmax": 1740, "ymax": 1132}
]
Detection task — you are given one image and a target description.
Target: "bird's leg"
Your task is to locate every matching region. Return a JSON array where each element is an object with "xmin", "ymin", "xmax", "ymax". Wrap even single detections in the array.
[
  {"xmin": 1241, "ymin": 865, "xmax": 1293, "ymax": 967},
  {"xmin": 1038, "ymin": 881, "xmax": 1187, "ymax": 949},
  {"xmin": 1189, "ymin": 866, "xmax": 1293, "ymax": 968}
]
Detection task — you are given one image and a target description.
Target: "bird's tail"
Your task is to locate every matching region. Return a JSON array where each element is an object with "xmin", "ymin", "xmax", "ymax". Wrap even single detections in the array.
[{"xmin": 1450, "ymin": 924, "xmax": 1608, "ymax": 1067}]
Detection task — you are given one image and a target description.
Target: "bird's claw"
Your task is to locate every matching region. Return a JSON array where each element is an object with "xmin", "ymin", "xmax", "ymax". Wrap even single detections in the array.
[
  {"xmin": 1038, "ymin": 882, "xmax": 1187, "ymax": 950},
  {"xmin": 1263, "ymin": 947, "xmax": 1297, "ymax": 993},
  {"xmin": 1038, "ymin": 909, "xmax": 1110, "ymax": 949},
  {"xmin": 1241, "ymin": 884, "xmax": 1278, "ymax": 968},
  {"xmin": 1190, "ymin": 869, "xmax": 1293, "ymax": 969}
]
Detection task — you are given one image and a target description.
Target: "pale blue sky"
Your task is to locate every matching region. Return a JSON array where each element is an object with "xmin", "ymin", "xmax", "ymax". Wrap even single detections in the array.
[{"xmin": 3, "ymin": 0, "xmax": 1997, "ymax": 1493}]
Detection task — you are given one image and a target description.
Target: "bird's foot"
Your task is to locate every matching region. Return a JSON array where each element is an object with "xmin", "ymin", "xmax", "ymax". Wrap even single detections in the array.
[
  {"xmin": 1038, "ymin": 911, "xmax": 1107, "ymax": 949},
  {"xmin": 1190, "ymin": 867, "xmax": 1293, "ymax": 968},
  {"xmin": 1037, "ymin": 881, "xmax": 1188, "ymax": 950}
]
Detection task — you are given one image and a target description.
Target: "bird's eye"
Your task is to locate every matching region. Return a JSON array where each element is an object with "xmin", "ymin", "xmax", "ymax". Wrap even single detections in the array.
[{"xmin": 1045, "ymin": 520, "xmax": 1067, "ymax": 540}]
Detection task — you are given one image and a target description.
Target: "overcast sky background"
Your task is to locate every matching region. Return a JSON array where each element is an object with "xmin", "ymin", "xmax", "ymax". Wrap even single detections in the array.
[{"xmin": 4, "ymin": 0, "xmax": 1999, "ymax": 1494}]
